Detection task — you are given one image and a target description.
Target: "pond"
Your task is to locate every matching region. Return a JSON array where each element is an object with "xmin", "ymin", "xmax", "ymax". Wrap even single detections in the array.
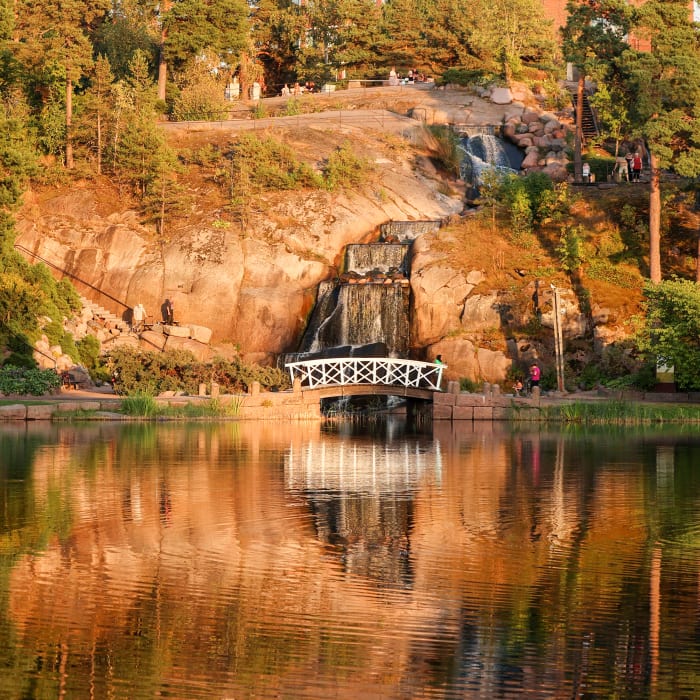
[{"xmin": 1, "ymin": 420, "xmax": 699, "ymax": 699}]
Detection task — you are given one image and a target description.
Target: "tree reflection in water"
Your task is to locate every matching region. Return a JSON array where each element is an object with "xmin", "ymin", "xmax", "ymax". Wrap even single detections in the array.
[{"xmin": 0, "ymin": 421, "xmax": 699, "ymax": 698}]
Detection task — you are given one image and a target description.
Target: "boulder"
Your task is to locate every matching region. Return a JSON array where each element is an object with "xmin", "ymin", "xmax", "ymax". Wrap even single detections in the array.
[
  {"xmin": 187, "ymin": 324, "xmax": 213, "ymax": 344},
  {"xmin": 428, "ymin": 337, "xmax": 511, "ymax": 383},
  {"xmin": 490, "ymin": 87, "xmax": 513, "ymax": 104}
]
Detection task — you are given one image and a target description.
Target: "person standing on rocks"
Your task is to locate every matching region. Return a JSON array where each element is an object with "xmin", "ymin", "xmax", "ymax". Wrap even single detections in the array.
[{"xmin": 163, "ymin": 298, "xmax": 174, "ymax": 324}]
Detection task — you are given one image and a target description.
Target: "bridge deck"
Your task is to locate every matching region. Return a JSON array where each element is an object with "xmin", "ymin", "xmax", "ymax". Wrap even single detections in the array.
[{"xmin": 286, "ymin": 357, "xmax": 444, "ymax": 396}]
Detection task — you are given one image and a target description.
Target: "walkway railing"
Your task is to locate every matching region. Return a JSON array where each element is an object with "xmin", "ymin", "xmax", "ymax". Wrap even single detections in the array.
[{"xmin": 285, "ymin": 357, "xmax": 445, "ymax": 391}]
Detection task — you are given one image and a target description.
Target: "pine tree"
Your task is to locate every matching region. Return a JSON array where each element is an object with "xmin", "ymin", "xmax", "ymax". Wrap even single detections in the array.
[
  {"xmin": 622, "ymin": 0, "xmax": 700, "ymax": 283},
  {"xmin": 561, "ymin": 0, "xmax": 633, "ymax": 182},
  {"xmin": 13, "ymin": 0, "xmax": 111, "ymax": 168}
]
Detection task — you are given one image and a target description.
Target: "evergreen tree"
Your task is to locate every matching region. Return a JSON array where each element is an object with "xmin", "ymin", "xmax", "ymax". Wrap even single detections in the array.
[
  {"xmin": 622, "ymin": 0, "xmax": 700, "ymax": 283},
  {"xmin": 160, "ymin": 0, "xmax": 249, "ymax": 100},
  {"xmin": 250, "ymin": 0, "xmax": 305, "ymax": 88},
  {"xmin": 561, "ymin": 0, "xmax": 633, "ymax": 182},
  {"xmin": 94, "ymin": 0, "xmax": 158, "ymax": 80},
  {"xmin": 79, "ymin": 55, "xmax": 116, "ymax": 175},
  {"xmin": 13, "ymin": 0, "xmax": 111, "ymax": 168}
]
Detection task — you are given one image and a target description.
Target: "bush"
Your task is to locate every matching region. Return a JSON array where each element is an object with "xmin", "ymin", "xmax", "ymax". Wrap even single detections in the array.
[
  {"xmin": 423, "ymin": 125, "xmax": 461, "ymax": 177},
  {"xmin": 0, "ymin": 365, "xmax": 62, "ymax": 396},
  {"xmin": 323, "ymin": 141, "xmax": 371, "ymax": 191},
  {"xmin": 639, "ymin": 278, "xmax": 700, "ymax": 390},
  {"xmin": 107, "ymin": 348, "xmax": 290, "ymax": 396},
  {"xmin": 229, "ymin": 133, "xmax": 323, "ymax": 196}
]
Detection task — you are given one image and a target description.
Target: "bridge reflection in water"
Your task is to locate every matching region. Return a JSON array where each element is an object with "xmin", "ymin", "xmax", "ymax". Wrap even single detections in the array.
[
  {"xmin": 285, "ymin": 437, "xmax": 443, "ymax": 585},
  {"xmin": 285, "ymin": 438, "xmax": 442, "ymax": 494}
]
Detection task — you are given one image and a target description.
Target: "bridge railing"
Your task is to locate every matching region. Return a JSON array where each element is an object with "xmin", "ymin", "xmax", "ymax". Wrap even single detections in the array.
[{"xmin": 285, "ymin": 357, "xmax": 445, "ymax": 391}]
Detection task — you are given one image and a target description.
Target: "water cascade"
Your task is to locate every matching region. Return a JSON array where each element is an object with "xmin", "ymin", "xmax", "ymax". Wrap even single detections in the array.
[
  {"xmin": 458, "ymin": 126, "xmax": 522, "ymax": 189},
  {"xmin": 292, "ymin": 242, "xmax": 411, "ymax": 359},
  {"xmin": 286, "ymin": 221, "xmax": 445, "ymax": 367}
]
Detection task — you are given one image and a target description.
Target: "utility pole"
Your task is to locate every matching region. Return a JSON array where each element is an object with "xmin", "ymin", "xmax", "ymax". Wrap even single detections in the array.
[{"xmin": 552, "ymin": 286, "xmax": 565, "ymax": 392}]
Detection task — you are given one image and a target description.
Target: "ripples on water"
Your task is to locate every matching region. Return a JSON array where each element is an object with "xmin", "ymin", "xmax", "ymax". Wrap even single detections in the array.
[{"xmin": 1, "ymin": 420, "xmax": 700, "ymax": 698}]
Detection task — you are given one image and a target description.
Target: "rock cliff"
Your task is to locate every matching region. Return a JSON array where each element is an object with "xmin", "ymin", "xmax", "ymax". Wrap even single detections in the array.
[{"xmin": 16, "ymin": 119, "xmax": 465, "ymax": 363}]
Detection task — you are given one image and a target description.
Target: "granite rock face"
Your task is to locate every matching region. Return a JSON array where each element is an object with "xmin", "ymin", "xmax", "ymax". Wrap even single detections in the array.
[{"xmin": 17, "ymin": 153, "xmax": 464, "ymax": 362}]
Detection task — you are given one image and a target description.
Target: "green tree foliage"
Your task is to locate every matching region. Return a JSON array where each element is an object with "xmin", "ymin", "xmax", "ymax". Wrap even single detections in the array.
[
  {"xmin": 162, "ymin": 0, "xmax": 249, "ymax": 76},
  {"xmin": 561, "ymin": 0, "xmax": 633, "ymax": 179},
  {"xmin": 499, "ymin": 172, "xmax": 557, "ymax": 237},
  {"xmin": 94, "ymin": 2, "xmax": 158, "ymax": 80},
  {"xmin": 13, "ymin": 0, "xmax": 111, "ymax": 166},
  {"xmin": 639, "ymin": 278, "xmax": 700, "ymax": 390},
  {"xmin": 171, "ymin": 59, "xmax": 229, "ymax": 120},
  {"xmin": 77, "ymin": 54, "xmax": 116, "ymax": 174},
  {"xmin": 113, "ymin": 51, "xmax": 178, "ymax": 200},
  {"xmin": 293, "ymin": 0, "xmax": 382, "ymax": 80},
  {"xmin": 465, "ymin": 0, "xmax": 556, "ymax": 80},
  {"xmin": 0, "ymin": 100, "xmax": 38, "ymax": 212},
  {"xmin": 251, "ymin": 0, "xmax": 306, "ymax": 88},
  {"xmin": 621, "ymin": 0, "xmax": 700, "ymax": 282}
]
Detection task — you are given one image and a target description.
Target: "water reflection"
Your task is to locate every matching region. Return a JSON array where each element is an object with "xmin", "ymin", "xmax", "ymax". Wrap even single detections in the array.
[{"xmin": 0, "ymin": 421, "xmax": 700, "ymax": 698}]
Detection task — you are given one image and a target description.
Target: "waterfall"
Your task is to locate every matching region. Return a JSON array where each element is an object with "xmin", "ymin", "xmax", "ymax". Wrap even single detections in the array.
[
  {"xmin": 289, "ymin": 240, "xmax": 412, "ymax": 359},
  {"xmin": 345, "ymin": 243, "xmax": 410, "ymax": 275},
  {"xmin": 459, "ymin": 133, "xmax": 518, "ymax": 187},
  {"xmin": 380, "ymin": 221, "xmax": 441, "ymax": 242}
]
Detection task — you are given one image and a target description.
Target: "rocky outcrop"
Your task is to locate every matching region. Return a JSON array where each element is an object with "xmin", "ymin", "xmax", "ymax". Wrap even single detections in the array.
[{"xmin": 17, "ymin": 136, "xmax": 464, "ymax": 363}]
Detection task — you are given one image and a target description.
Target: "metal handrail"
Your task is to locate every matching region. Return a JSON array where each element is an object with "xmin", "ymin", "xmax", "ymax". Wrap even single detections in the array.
[
  {"xmin": 14, "ymin": 243, "xmax": 130, "ymax": 313},
  {"xmin": 286, "ymin": 357, "xmax": 445, "ymax": 391}
]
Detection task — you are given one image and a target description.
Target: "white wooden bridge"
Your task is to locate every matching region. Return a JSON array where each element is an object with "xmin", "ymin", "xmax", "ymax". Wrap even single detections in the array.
[{"xmin": 285, "ymin": 357, "xmax": 445, "ymax": 400}]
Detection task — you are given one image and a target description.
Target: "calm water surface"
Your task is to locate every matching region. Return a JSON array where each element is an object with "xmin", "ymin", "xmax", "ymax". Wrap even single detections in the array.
[{"xmin": 1, "ymin": 420, "xmax": 700, "ymax": 699}]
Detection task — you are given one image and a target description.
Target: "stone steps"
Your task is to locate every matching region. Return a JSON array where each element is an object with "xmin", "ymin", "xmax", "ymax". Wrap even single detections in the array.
[{"xmin": 80, "ymin": 296, "xmax": 131, "ymax": 333}]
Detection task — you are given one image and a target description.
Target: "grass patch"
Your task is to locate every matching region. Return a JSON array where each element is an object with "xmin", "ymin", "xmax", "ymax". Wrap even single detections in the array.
[
  {"xmin": 120, "ymin": 393, "xmax": 242, "ymax": 418},
  {"xmin": 548, "ymin": 400, "xmax": 700, "ymax": 425},
  {"xmin": 121, "ymin": 393, "xmax": 159, "ymax": 417}
]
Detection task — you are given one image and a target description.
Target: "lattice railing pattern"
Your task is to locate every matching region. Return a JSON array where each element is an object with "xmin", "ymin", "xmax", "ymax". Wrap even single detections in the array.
[{"xmin": 286, "ymin": 358, "xmax": 444, "ymax": 391}]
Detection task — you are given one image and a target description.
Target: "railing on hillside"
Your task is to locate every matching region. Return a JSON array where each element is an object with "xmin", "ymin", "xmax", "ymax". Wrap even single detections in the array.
[
  {"xmin": 286, "ymin": 357, "xmax": 445, "ymax": 391},
  {"xmin": 14, "ymin": 243, "xmax": 131, "ymax": 314}
]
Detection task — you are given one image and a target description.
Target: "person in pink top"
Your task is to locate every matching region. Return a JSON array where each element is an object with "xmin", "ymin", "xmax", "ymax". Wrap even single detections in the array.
[{"xmin": 529, "ymin": 363, "xmax": 541, "ymax": 388}]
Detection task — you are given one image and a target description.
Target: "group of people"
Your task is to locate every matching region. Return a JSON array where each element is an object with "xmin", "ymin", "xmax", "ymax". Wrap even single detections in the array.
[
  {"xmin": 130, "ymin": 299, "xmax": 175, "ymax": 332},
  {"xmin": 388, "ymin": 67, "xmax": 427, "ymax": 86},
  {"xmin": 435, "ymin": 354, "xmax": 541, "ymax": 396},
  {"xmin": 512, "ymin": 364, "xmax": 540, "ymax": 396},
  {"xmin": 280, "ymin": 81, "xmax": 316, "ymax": 97},
  {"xmin": 612, "ymin": 151, "xmax": 644, "ymax": 182}
]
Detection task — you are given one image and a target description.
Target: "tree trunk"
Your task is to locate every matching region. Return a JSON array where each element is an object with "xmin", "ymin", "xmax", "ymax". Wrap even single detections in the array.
[
  {"xmin": 573, "ymin": 73, "xmax": 584, "ymax": 183},
  {"xmin": 157, "ymin": 41, "xmax": 167, "ymax": 102},
  {"xmin": 649, "ymin": 150, "xmax": 661, "ymax": 283},
  {"xmin": 96, "ymin": 111, "xmax": 102, "ymax": 176},
  {"xmin": 157, "ymin": 1, "xmax": 171, "ymax": 102},
  {"xmin": 65, "ymin": 77, "xmax": 74, "ymax": 169}
]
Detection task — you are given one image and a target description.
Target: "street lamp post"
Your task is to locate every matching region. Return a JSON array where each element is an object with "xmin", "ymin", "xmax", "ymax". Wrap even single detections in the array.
[{"xmin": 552, "ymin": 285, "xmax": 565, "ymax": 392}]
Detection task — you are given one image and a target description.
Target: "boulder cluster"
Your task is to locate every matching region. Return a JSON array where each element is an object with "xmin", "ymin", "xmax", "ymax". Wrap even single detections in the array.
[{"xmin": 502, "ymin": 109, "xmax": 572, "ymax": 181}]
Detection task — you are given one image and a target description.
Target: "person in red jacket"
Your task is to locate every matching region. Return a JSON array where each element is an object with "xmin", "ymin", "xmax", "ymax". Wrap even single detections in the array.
[
  {"xmin": 632, "ymin": 153, "xmax": 643, "ymax": 181},
  {"xmin": 529, "ymin": 364, "xmax": 541, "ymax": 388}
]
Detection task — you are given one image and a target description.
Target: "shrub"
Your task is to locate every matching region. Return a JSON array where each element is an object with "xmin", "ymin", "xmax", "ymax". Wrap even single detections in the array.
[
  {"xmin": 323, "ymin": 141, "xmax": 371, "ymax": 191},
  {"xmin": 459, "ymin": 377, "xmax": 480, "ymax": 392},
  {"xmin": 0, "ymin": 365, "xmax": 62, "ymax": 395},
  {"xmin": 424, "ymin": 125, "xmax": 461, "ymax": 177},
  {"xmin": 107, "ymin": 347, "xmax": 290, "ymax": 396},
  {"xmin": 229, "ymin": 133, "xmax": 323, "ymax": 195}
]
